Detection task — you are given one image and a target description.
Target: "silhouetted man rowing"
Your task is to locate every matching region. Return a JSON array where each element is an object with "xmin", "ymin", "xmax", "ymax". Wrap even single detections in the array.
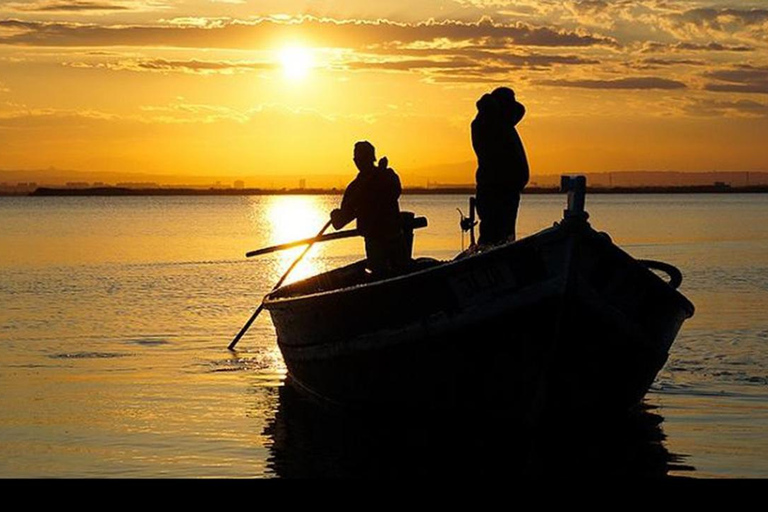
[
  {"xmin": 472, "ymin": 86, "xmax": 529, "ymax": 246},
  {"xmin": 330, "ymin": 141, "xmax": 408, "ymax": 275}
]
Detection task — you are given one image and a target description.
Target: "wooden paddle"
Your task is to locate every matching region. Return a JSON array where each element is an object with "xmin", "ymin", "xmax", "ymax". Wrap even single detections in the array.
[
  {"xmin": 246, "ymin": 216, "xmax": 427, "ymax": 257},
  {"xmin": 228, "ymin": 219, "xmax": 333, "ymax": 351},
  {"xmin": 246, "ymin": 227, "xmax": 363, "ymax": 257}
]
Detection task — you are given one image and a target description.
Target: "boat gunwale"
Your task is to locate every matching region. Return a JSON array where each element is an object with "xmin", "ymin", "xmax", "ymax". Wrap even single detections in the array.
[
  {"xmin": 264, "ymin": 224, "xmax": 563, "ymax": 307},
  {"xmin": 263, "ymin": 219, "xmax": 694, "ymax": 319}
]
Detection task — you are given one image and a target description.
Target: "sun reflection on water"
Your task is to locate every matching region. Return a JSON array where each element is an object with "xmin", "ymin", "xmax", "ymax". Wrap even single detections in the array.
[{"xmin": 260, "ymin": 195, "xmax": 329, "ymax": 284}]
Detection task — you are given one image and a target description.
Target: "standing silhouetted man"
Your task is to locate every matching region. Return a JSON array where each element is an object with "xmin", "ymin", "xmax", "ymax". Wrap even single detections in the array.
[
  {"xmin": 330, "ymin": 141, "xmax": 407, "ymax": 275},
  {"xmin": 472, "ymin": 86, "xmax": 529, "ymax": 245}
]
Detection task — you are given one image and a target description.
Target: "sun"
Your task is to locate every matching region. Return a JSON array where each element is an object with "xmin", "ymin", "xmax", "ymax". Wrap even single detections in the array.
[{"xmin": 279, "ymin": 46, "xmax": 314, "ymax": 81}]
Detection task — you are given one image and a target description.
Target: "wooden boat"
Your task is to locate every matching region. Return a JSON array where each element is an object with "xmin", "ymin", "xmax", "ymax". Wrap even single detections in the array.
[{"xmin": 263, "ymin": 177, "xmax": 695, "ymax": 416}]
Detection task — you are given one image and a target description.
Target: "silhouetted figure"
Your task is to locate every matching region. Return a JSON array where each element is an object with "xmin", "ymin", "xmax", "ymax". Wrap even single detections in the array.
[
  {"xmin": 331, "ymin": 141, "xmax": 407, "ymax": 275},
  {"xmin": 472, "ymin": 86, "xmax": 529, "ymax": 245}
]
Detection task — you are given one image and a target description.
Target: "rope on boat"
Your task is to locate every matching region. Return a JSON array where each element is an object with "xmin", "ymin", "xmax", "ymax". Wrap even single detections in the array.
[{"xmin": 638, "ymin": 259, "xmax": 683, "ymax": 290}]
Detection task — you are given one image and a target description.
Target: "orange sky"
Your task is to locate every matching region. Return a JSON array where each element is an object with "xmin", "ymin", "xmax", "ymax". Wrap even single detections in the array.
[{"xmin": 1, "ymin": 1, "xmax": 767, "ymax": 187}]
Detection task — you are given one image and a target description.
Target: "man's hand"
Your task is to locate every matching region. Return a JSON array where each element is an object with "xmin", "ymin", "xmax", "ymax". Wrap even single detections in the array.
[{"xmin": 330, "ymin": 208, "xmax": 347, "ymax": 230}]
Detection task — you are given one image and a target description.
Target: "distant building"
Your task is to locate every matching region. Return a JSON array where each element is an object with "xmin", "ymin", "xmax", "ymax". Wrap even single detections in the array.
[
  {"xmin": 299, "ymin": 179, "xmax": 306, "ymax": 190},
  {"xmin": 234, "ymin": 180, "xmax": 245, "ymax": 189},
  {"xmin": 116, "ymin": 182, "xmax": 159, "ymax": 189},
  {"xmin": 66, "ymin": 182, "xmax": 90, "ymax": 189},
  {"xmin": 0, "ymin": 182, "xmax": 37, "ymax": 195}
]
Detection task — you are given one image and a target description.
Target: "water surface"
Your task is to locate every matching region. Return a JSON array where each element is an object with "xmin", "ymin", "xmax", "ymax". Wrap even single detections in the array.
[{"xmin": 1, "ymin": 194, "xmax": 766, "ymax": 477}]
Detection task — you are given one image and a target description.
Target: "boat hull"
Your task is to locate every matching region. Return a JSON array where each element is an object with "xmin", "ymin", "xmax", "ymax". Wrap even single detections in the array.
[{"xmin": 265, "ymin": 218, "xmax": 694, "ymax": 415}]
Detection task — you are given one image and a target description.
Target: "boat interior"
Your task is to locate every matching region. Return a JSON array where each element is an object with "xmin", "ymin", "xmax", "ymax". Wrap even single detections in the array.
[{"xmin": 269, "ymin": 257, "xmax": 444, "ymax": 300}]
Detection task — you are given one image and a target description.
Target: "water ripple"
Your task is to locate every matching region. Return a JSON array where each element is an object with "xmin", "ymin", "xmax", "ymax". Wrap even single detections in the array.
[
  {"xmin": 126, "ymin": 338, "xmax": 171, "ymax": 346},
  {"xmin": 48, "ymin": 351, "xmax": 130, "ymax": 360}
]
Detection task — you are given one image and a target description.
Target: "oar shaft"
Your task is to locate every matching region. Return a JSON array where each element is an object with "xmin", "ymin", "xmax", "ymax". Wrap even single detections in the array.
[
  {"xmin": 246, "ymin": 216, "xmax": 428, "ymax": 257},
  {"xmin": 227, "ymin": 303, "xmax": 264, "ymax": 351},
  {"xmin": 246, "ymin": 228, "xmax": 361, "ymax": 257},
  {"xmin": 228, "ymin": 219, "xmax": 333, "ymax": 351},
  {"xmin": 271, "ymin": 220, "xmax": 332, "ymax": 290}
]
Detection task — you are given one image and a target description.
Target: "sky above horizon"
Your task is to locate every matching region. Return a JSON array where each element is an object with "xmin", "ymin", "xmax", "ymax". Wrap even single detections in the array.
[{"xmin": 1, "ymin": 1, "xmax": 767, "ymax": 186}]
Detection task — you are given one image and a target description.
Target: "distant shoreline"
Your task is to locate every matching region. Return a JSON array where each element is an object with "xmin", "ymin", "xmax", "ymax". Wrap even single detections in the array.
[{"xmin": 8, "ymin": 184, "xmax": 768, "ymax": 197}]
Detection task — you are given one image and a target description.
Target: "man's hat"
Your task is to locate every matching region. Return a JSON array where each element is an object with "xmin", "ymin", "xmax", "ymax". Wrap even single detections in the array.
[
  {"xmin": 354, "ymin": 140, "xmax": 376, "ymax": 161},
  {"xmin": 491, "ymin": 87, "xmax": 519, "ymax": 107}
]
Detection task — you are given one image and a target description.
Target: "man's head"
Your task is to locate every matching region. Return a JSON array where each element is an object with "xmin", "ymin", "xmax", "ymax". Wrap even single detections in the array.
[
  {"xmin": 354, "ymin": 140, "xmax": 376, "ymax": 172},
  {"xmin": 491, "ymin": 86, "xmax": 525, "ymax": 125},
  {"xmin": 491, "ymin": 86, "xmax": 515, "ymax": 105}
]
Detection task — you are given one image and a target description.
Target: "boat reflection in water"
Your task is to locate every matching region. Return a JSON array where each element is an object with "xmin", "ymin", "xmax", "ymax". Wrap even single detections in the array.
[{"xmin": 263, "ymin": 382, "xmax": 694, "ymax": 478}]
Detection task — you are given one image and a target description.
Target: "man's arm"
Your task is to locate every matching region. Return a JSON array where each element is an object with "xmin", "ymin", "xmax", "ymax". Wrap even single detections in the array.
[{"xmin": 331, "ymin": 179, "xmax": 359, "ymax": 230}]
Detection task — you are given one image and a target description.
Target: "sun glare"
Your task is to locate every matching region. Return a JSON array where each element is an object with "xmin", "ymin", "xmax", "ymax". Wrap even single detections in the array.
[
  {"xmin": 279, "ymin": 46, "xmax": 314, "ymax": 80},
  {"xmin": 264, "ymin": 196, "xmax": 326, "ymax": 283}
]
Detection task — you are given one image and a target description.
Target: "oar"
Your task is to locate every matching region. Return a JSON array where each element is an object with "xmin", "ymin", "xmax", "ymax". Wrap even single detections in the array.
[
  {"xmin": 246, "ymin": 216, "xmax": 428, "ymax": 258},
  {"xmin": 228, "ymin": 219, "xmax": 333, "ymax": 351},
  {"xmin": 246, "ymin": 227, "xmax": 363, "ymax": 257}
]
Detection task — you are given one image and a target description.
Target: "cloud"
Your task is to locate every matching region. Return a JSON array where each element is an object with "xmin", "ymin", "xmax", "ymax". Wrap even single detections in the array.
[
  {"xmin": 568, "ymin": 0, "xmax": 611, "ymax": 14},
  {"xmin": 13, "ymin": 1, "xmax": 128, "ymax": 12},
  {"xmin": 0, "ymin": 106, "xmax": 120, "ymax": 122},
  {"xmin": 66, "ymin": 58, "xmax": 275, "ymax": 74},
  {"xmin": 6, "ymin": 1, "xmax": 163, "ymax": 12},
  {"xmin": 681, "ymin": 98, "xmax": 768, "ymax": 118},
  {"xmin": 555, "ymin": 3, "xmax": 768, "ymax": 52},
  {"xmin": 626, "ymin": 57, "xmax": 706, "ymax": 70},
  {"xmin": 555, "ymin": 1, "xmax": 682, "ymax": 35},
  {"xmin": 661, "ymin": 7, "xmax": 768, "ymax": 41},
  {"xmin": 346, "ymin": 51, "xmax": 598, "ymax": 74},
  {"xmin": 0, "ymin": 15, "xmax": 618, "ymax": 84},
  {"xmin": 675, "ymin": 8, "xmax": 768, "ymax": 30},
  {"xmin": 0, "ymin": 101, "xmax": 338, "ymax": 127},
  {"xmin": 137, "ymin": 102, "xmax": 252, "ymax": 123},
  {"xmin": 537, "ymin": 76, "xmax": 687, "ymax": 90},
  {"xmin": 135, "ymin": 58, "xmax": 273, "ymax": 73},
  {"xmin": 0, "ymin": 16, "xmax": 618, "ymax": 50},
  {"xmin": 428, "ymin": 75, "xmax": 509, "ymax": 84},
  {"xmin": 346, "ymin": 58, "xmax": 477, "ymax": 72},
  {"xmin": 563, "ymin": 0, "xmax": 617, "ymax": 27},
  {"xmin": 472, "ymin": 51, "xmax": 599, "ymax": 68},
  {"xmin": 639, "ymin": 58, "xmax": 704, "ymax": 67},
  {"xmin": 704, "ymin": 65, "xmax": 768, "ymax": 95},
  {"xmin": 158, "ymin": 17, "xmax": 232, "ymax": 29},
  {"xmin": 346, "ymin": 58, "xmax": 515, "ymax": 83},
  {"xmin": 640, "ymin": 41, "xmax": 754, "ymax": 53},
  {"xmin": 672, "ymin": 42, "xmax": 754, "ymax": 53},
  {"xmin": 61, "ymin": 47, "xmax": 598, "ymax": 84}
]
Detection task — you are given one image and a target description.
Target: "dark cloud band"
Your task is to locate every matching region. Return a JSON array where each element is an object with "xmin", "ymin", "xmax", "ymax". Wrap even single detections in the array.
[{"xmin": 537, "ymin": 77, "xmax": 687, "ymax": 90}]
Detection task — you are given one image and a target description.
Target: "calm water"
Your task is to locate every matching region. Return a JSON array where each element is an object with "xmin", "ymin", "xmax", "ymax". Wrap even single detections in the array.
[{"xmin": 1, "ymin": 194, "xmax": 766, "ymax": 478}]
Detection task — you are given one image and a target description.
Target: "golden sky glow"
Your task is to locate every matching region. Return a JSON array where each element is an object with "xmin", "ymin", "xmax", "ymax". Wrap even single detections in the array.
[{"xmin": 1, "ymin": 1, "xmax": 767, "ymax": 187}]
